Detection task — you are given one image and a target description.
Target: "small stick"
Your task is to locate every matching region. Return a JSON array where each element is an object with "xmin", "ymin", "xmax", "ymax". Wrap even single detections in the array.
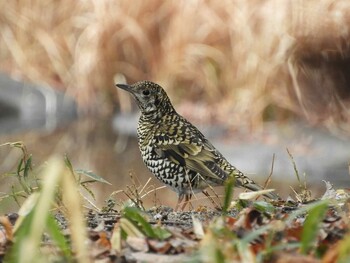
[{"xmin": 263, "ymin": 153, "xmax": 275, "ymax": 189}]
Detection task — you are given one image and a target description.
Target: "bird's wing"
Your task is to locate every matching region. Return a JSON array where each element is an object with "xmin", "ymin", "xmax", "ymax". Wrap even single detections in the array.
[
  {"xmin": 153, "ymin": 124, "xmax": 228, "ymax": 181},
  {"xmin": 153, "ymin": 120, "xmax": 281, "ymax": 200}
]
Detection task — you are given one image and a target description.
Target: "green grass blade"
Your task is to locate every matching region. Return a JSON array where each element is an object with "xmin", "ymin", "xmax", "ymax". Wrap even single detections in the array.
[
  {"xmin": 5, "ymin": 207, "xmax": 36, "ymax": 262},
  {"xmin": 223, "ymin": 176, "xmax": 235, "ymax": 214},
  {"xmin": 337, "ymin": 234, "xmax": 350, "ymax": 263},
  {"xmin": 153, "ymin": 226, "xmax": 172, "ymax": 240},
  {"xmin": 123, "ymin": 207, "xmax": 157, "ymax": 238},
  {"xmin": 75, "ymin": 169, "xmax": 111, "ymax": 185},
  {"xmin": 16, "ymin": 157, "xmax": 24, "ymax": 175},
  {"xmin": 23, "ymin": 155, "xmax": 32, "ymax": 178},
  {"xmin": 64, "ymin": 155, "xmax": 74, "ymax": 173},
  {"xmin": 253, "ymin": 201, "xmax": 275, "ymax": 214},
  {"xmin": 300, "ymin": 200, "xmax": 328, "ymax": 254},
  {"xmin": 46, "ymin": 214, "xmax": 72, "ymax": 259}
]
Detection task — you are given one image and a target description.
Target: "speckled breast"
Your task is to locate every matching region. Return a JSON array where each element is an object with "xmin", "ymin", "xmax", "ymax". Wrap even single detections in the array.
[
  {"xmin": 137, "ymin": 126, "xmax": 198, "ymax": 195},
  {"xmin": 140, "ymin": 140, "xmax": 185, "ymax": 190}
]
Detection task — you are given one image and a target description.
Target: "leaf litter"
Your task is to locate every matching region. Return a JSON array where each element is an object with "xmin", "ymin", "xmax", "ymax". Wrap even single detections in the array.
[{"xmin": 1, "ymin": 182, "xmax": 348, "ymax": 262}]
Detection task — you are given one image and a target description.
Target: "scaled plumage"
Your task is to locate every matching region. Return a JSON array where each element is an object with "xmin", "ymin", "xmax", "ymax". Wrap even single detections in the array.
[{"xmin": 116, "ymin": 81, "xmax": 279, "ymax": 210}]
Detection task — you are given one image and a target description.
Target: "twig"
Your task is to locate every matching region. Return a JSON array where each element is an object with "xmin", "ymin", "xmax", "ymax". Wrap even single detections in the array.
[
  {"xmin": 263, "ymin": 153, "xmax": 275, "ymax": 189},
  {"xmin": 286, "ymin": 148, "xmax": 301, "ymax": 187}
]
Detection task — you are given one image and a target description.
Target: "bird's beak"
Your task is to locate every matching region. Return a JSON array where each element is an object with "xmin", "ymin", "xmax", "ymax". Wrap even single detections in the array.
[{"xmin": 116, "ymin": 83, "xmax": 131, "ymax": 92}]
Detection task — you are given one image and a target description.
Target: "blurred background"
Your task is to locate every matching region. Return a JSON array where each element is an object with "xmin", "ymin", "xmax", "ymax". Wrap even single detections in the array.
[{"xmin": 0, "ymin": 0, "xmax": 350, "ymax": 212}]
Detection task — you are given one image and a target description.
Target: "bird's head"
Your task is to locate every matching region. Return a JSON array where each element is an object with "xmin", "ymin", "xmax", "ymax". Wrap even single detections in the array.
[{"xmin": 116, "ymin": 81, "xmax": 174, "ymax": 116}]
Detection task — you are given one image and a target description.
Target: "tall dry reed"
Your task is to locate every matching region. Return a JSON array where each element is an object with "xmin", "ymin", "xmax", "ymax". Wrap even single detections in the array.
[{"xmin": 0, "ymin": 0, "xmax": 349, "ymax": 132}]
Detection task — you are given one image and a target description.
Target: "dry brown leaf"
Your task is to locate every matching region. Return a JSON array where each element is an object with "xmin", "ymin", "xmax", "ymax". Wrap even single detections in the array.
[
  {"xmin": 148, "ymin": 239, "xmax": 171, "ymax": 254},
  {"xmin": 0, "ymin": 216, "xmax": 13, "ymax": 242},
  {"xmin": 126, "ymin": 236, "xmax": 149, "ymax": 252}
]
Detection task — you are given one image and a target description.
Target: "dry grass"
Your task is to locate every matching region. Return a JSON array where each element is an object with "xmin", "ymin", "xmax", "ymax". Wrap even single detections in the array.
[{"xmin": 1, "ymin": 0, "xmax": 350, "ymax": 132}]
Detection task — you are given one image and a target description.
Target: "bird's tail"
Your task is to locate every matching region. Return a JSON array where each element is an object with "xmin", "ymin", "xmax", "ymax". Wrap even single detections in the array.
[{"xmin": 231, "ymin": 170, "xmax": 280, "ymax": 200}]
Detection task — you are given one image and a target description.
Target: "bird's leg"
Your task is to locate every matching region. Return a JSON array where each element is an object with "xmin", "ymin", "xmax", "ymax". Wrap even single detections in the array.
[
  {"xmin": 188, "ymin": 194, "xmax": 194, "ymax": 210},
  {"xmin": 175, "ymin": 194, "xmax": 185, "ymax": 211},
  {"xmin": 202, "ymin": 190, "xmax": 222, "ymax": 210},
  {"xmin": 180, "ymin": 193, "xmax": 193, "ymax": 211},
  {"xmin": 179, "ymin": 171, "xmax": 196, "ymax": 211}
]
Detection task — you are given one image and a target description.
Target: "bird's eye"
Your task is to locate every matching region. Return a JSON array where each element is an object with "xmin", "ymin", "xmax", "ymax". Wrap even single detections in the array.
[{"xmin": 142, "ymin": 89, "xmax": 150, "ymax": 96}]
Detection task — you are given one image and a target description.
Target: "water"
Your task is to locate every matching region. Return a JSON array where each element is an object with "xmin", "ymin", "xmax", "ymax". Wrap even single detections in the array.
[
  {"xmin": 1, "ymin": 117, "xmax": 227, "ymax": 212},
  {"xmin": 2, "ymin": 114, "xmax": 349, "ymax": 214}
]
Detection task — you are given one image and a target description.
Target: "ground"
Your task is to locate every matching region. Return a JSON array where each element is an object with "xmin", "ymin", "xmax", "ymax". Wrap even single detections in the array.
[{"xmin": 6, "ymin": 193, "xmax": 343, "ymax": 263}]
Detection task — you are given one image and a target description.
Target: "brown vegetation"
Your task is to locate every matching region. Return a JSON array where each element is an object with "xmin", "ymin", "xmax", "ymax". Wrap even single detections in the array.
[{"xmin": 1, "ymin": 0, "xmax": 349, "ymax": 132}]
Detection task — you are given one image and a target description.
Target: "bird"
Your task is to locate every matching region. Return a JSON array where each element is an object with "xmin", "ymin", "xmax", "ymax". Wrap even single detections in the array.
[{"xmin": 116, "ymin": 81, "xmax": 279, "ymax": 210}]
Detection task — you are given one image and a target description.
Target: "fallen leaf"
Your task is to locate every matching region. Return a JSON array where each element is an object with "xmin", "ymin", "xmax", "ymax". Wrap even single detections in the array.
[
  {"xmin": 192, "ymin": 215, "xmax": 205, "ymax": 239},
  {"xmin": 126, "ymin": 236, "xmax": 149, "ymax": 252},
  {"xmin": 148, "ymin": 239, "xmax": 171, "ymax": 254}
]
